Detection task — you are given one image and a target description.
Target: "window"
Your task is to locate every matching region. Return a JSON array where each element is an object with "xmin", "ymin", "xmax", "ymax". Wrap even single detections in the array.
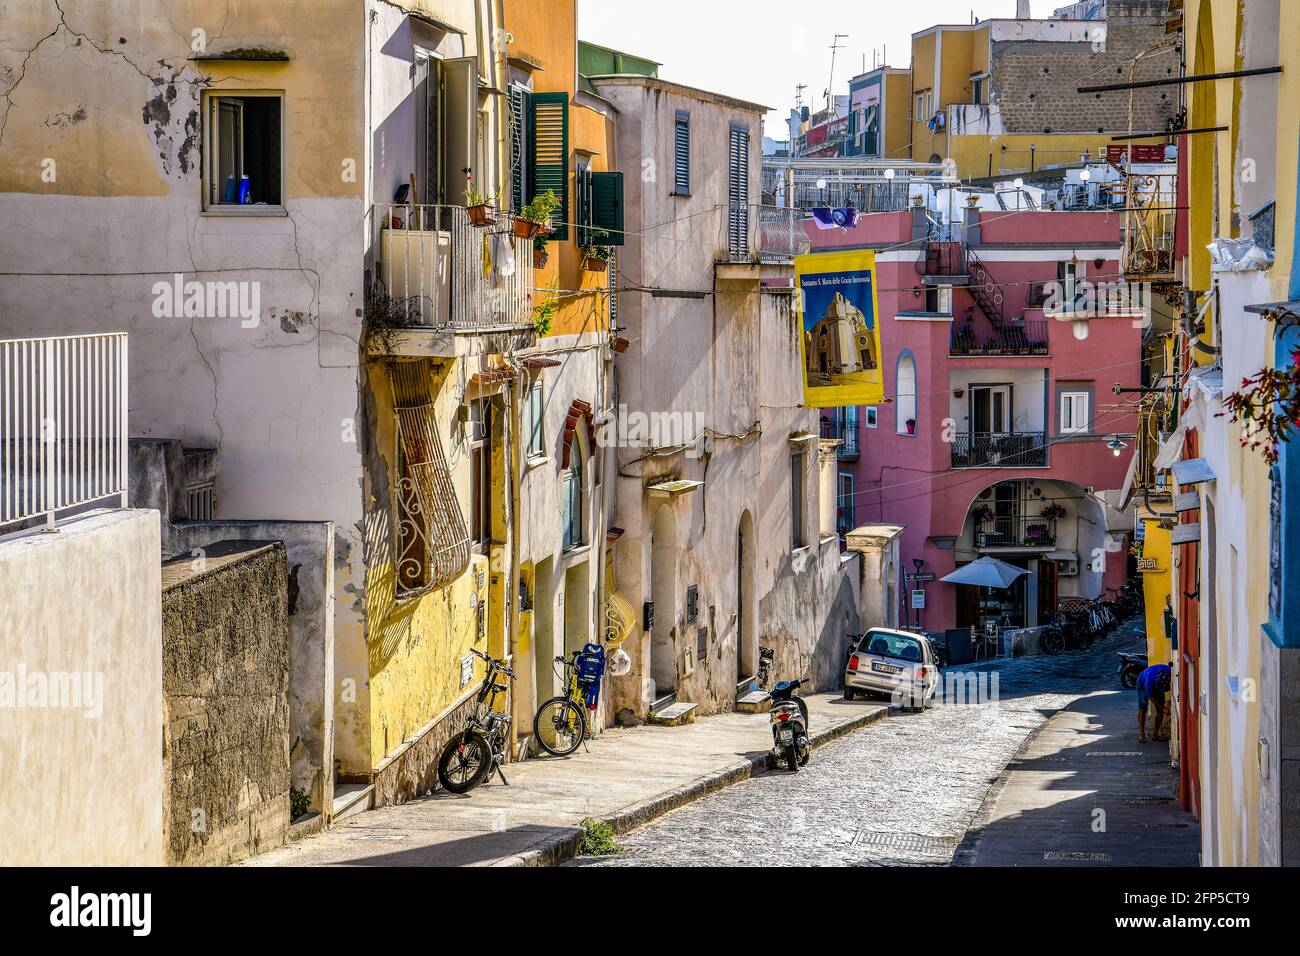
[
  {"xmin": 727, "ymin": 124, "xmax": 751, "ymax": 260},
  {"xmin": 204, "ymin": 93, "xmax": 283, "ymax": 209},
  {"xmin": 562, "ymin": 444, "xmax": 584, "ymax": 550},
  {"xmin": 1060, "ymin": 391, "xmax": 1090, "ymax": 434},
  {"xmin": 1056, "ymin": 259, "xmax": 1085, "ymax": 314},
  {"xmin": 896, "ymin": 353, "xmax": 917, "ymax": 435},
  {"xmin": 971, "ymin": 74, "xmax": 988, "ymax": 105},
  {"xmin": 837, "ymin": 473, "xmax": 856, "ymax": 535},
  {"xmin": 508, "ymin": 83, "xmax": 532, "ymax": 213},
  {"xmin": 924, "ymin": 285, "xmax": 952, "ymax": 314},
  {"xmin": 576, "ymin": 167, "xmax": 625, "ymax": 247},
  {"xmin": 673, "ymin": 110, "xmax": 690, "ymax": 195},
  {"xmin": 524, "ymin": 378, "xmax": 544, "ymax": 459},
  {"xmin": 914, "ymin": 89, "xmax": 933, "ymax": 122},
  {"xmin": 865, "ymin": 407, "xmax": 878, "ymax": 429},
  {"xmin": 790, "ymin": 452, "xmax": 806, "ymax": 549},
  {"xmin": 413, "ymin": 54, "xmax": 478, "ymax": 207},
  {"xmin": 470, "ymin": 399, "xmax": 492, "ymax": 547}
]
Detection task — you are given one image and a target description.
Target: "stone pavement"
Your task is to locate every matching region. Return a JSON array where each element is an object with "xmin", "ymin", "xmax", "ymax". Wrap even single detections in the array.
[
  {"xmin": 246, "ymin": 692, "xmax": 887, "ymax": 867},
  {"xmin": 956, "ymin": 689, "xmax": 1201, "ymax": 866}
]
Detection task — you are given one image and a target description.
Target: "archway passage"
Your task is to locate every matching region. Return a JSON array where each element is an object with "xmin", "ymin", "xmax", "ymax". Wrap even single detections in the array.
[
  {"xmin": 650, "ymin": 504, "xmax": 678, "ymax": 698},
  {"xmin": 736, "ymin": 510, "xmax": 757, "ymax": 684}
]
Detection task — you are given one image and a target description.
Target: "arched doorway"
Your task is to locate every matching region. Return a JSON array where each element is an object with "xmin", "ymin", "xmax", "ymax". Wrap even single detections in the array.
[
  {"xmin": 736, "ymin": 510, "xmax": 757, "ymax": 682},
  {"xmin": 649, "ymin": 504, "xmax": 678, "ymax": 697}
]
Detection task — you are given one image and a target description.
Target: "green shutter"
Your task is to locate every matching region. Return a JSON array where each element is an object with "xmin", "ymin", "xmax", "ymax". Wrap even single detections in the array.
[
  {"xmin": 589, "ymin": 171, "xmax": 624, "ymax": 246},
  {"xmin": 528, "ymin": 92, "xmax": 569, "ymax": 241},
  {"xmin": 508, "ymin": 85, "xmax": 531, "ymax": 213}
]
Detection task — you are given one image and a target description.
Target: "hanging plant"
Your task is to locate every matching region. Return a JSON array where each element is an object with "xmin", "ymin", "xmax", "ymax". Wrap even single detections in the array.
[
  {"xmin": 1040, "ymin": 502, "xmax": 1068, "ymax": 520},
  {"xmin": 1220, "ymin": 344, "xmax": 1300, "ymax": 465},
  {"xmin": 531, "ymin": 295, "xmax": 558, "ymax": 337}
]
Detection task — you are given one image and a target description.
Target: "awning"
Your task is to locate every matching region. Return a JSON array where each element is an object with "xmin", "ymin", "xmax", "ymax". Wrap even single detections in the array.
[
  {"xmin": 646, "ymin": 479, "xmax": 703, "ymax": 498},
  {"xmin": 1046, "ymin": 550, "xmax": 1079, "ymax": 562},
  {"xmin": 1172, "ymin": 457, "xmax": 1216, "ymax": 486},
  {"xmin": 941, "ymin": 556, "xmax": 1029, "ymax": 589}
]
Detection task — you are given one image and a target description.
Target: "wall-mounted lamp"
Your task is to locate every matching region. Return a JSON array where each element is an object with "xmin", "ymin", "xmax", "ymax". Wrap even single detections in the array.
[{"xmin": 1107, "ymin": 437, "xmax": 1128, "ymax": 457}]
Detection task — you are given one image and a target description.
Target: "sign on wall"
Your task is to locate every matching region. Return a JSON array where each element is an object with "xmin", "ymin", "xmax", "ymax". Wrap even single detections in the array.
[
  {"xmin": 795, "ymin": 250, "xmax": 885, "ymax": 407},
  {"xmin": 911, "ymin": 589, "xmax": 926, "ymax": 610}
]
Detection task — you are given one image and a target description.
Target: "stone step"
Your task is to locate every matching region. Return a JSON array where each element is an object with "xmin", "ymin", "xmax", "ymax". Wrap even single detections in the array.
[
  {"xmin": 735, "ymin": 689, "xmax": 770, "ymax": 714},
  {"xmin": 646, "ymin": 701, "xmax": 698, "ymax": 726},
  {"xmin": 331, "ymin": 783, "xmax": 374, "ymax": 824}
]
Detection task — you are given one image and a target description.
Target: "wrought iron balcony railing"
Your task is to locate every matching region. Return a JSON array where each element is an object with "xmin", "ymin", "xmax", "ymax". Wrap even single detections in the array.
[
  {"xmin": 951, "ymin": 431, "xmax": 1047, "ymax": 468},
  {"xmin": 974, "ymin": 515, "xmax": 1058, "ymax": 548},
  {"xmin": 950, "ymin": 318, "xmax": 1049, "ymax": 356}
]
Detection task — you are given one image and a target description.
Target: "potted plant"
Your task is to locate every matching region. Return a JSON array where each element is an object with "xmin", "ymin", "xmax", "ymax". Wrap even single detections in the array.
[
  {"xmin": 973, "ymin": 504, "xmax": 995, "ymax": 524},
  {"xmin": 465, "ymin": 176, "xmax": 496, "ymax": 226},
  {"xmin": 905, "ymin": 418, "xmax": 916, "ymax": 435},
  {"xmin": 531, "ymin": 295, "xmax": 558, "ymax": 337},
  {"xmin": 965, "ymin": 193, "xmax": 981, "ymax": 208},
  {"xmin": 515, "ymin": 188, "xmax": 560, "ymax": 240},
  {"xmin": 581, "ymin": 231, "xmax": 613, "ymax": 272},
  {"xmin": 533, "ymin": 234, "xmax": 550, "ymax": 269},
  {"xmin": 1041, "ymin": 502, "xmax": 1068, "ymax": 520},
  {"xmin": 986, "ymin": 337, "xmax": 1001, "ymax": 355}
]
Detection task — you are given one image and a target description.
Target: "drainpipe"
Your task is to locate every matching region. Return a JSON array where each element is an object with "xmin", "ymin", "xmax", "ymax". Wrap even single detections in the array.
[{"xmin": 504, "ymin": 356, "xmax": 524, "ymax": 747}]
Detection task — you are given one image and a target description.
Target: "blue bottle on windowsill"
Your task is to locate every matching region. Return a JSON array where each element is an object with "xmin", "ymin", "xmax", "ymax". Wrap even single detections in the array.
[{"xmin": 238, "ymin": 175, "xmax": 251, "ymax": 204}]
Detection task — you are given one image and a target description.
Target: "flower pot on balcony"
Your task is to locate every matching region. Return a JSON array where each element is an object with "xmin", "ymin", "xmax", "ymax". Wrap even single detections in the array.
[
  {"xmin": 611, "ymin": 336, "xmax": 630, "ymax": 353},
  {"xmin": 533, "ymin": 249, "xmax": 550, "ymax": 269},
  {"xmin": 467, "ymin": 204, "xmax": 497, "ymax": 227},
  {"xmin": 513, "ymin": 217, "xmax": 548, "ymax": 240},
  {"xmin": 582, "ymin": 255, "xmax": 609, "ymax": 273}
]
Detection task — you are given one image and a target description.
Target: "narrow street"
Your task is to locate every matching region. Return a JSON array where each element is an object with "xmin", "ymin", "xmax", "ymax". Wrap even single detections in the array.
[{"xmin": 578, "ymin": 621, "xmax": 1196, "ymax": 866}]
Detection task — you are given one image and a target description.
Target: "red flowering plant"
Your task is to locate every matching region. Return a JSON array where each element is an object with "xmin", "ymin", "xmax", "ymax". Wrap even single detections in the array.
[{"xmin": 1221, "ymin": 344, "xmax": 1300, "ymax": 465}]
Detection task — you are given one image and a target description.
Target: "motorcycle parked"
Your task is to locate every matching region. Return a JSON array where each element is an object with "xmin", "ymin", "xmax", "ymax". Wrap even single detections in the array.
[
  {"xmin": 1118, "ymin": 652, "xmax": 1148, "ymax": 689},
  {"xmin": 768, "ymin": 679, "xmax": 810, "ymax": 772},
  {"xmin": 437, "ymin": 648, "xmax": 515, "ymax": 794}
]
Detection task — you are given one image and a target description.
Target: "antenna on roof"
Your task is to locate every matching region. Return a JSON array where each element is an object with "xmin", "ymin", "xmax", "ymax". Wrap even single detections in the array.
[{"xmin": 827, "ymin": 33, "xmax": 848, "ymax": 110}]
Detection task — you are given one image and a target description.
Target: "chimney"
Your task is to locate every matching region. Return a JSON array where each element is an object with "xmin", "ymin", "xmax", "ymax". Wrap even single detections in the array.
[{"xmin": 1016, "ymin": 0, "xmax": 1031, "ymax": 17}]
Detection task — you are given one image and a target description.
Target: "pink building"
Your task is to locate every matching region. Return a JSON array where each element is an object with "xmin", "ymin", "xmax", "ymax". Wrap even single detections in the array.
[{"xmin": 813, "ymin": 204, "xmax": 1139, "ymax": 638}]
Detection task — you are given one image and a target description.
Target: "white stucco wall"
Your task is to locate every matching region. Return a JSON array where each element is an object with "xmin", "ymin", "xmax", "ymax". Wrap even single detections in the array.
[{"xmin": 0, "ymin": 509, "xmax": 163, "ymax": 865}]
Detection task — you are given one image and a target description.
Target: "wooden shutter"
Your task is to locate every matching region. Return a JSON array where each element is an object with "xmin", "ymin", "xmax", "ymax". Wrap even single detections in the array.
[
  {"xmin": 673, "ymin": 111, "xmax": 690, "ymax": 195},
  {"xmin": 508, "ymin": 85, "xmax": 531, "ymax": 213},
  {"xmin": 589, "ymin": 171, "xmax": 624, "ymax": 246},
  {"xmin": 528, "ymin": 92, "xmax": 569, "ymax": 241},
  {"xmin": 727, "ymin": 124, "xmax": 751, "ymax": 259},
  {"xmin": 442, "ymin": 56, "xmax": 478, "ymax": 207}
]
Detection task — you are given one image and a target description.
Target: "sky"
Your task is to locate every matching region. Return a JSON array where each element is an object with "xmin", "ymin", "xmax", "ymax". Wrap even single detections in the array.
[{"xmin": 578, "ymin": 0, "xmax": 1069, "ymax": 139}]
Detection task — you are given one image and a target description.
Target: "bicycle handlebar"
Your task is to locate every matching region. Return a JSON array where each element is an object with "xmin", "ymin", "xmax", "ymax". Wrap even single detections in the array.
[{"xmin": 470, "ymin": 647, "xmax": 516, "ymax": 679}]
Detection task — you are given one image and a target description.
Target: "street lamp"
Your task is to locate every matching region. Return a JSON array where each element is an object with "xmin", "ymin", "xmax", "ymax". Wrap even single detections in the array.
[{"xmin": 1107, "ymin": 437, "xmax": 1128, "ymax": 457}]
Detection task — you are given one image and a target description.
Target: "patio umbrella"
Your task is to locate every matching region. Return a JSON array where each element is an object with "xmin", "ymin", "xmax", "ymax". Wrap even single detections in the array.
[{"xmin": 940, "ymin": 555, "xmax": 1029, "ymax": 589}]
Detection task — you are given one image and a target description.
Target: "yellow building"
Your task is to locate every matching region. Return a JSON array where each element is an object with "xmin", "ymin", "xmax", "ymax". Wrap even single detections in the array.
[{"xmin": 907, "ymin": 6, "xmax": 1175, "ymax": 179}]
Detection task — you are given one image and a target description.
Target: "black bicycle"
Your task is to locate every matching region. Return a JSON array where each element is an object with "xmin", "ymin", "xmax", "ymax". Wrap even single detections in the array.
[
  {"xmin": 437, "ymin": 648, "xmax": 515, "ymax": 794},
  {"xmin": 532, "ymin": 653, "xmax": 589, "ymax": 757}
]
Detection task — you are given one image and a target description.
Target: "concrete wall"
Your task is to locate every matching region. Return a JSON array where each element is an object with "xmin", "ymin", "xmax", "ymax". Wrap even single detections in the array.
[
  {"xmin": 161, "ymin": 540, "xmax": 290, "ymax": 865},
  {"xmin": 0, "ymin": 509, "xmax": 163, "ymax": 865}
]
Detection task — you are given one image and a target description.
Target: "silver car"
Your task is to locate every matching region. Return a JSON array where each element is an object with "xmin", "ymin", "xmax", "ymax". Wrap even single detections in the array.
[{"xmin": 843, "ymin": 628, "xmax": 938, "ymax": 710}]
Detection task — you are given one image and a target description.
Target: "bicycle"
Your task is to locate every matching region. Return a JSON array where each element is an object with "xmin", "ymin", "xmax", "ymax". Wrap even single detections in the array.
[
  {"xmin": 532, "ymin": 652, "xmax": 590, "ymax": 758},
  {"xmin": 436, "ymin": 648, "xmax": 515, "ymax": 794}
]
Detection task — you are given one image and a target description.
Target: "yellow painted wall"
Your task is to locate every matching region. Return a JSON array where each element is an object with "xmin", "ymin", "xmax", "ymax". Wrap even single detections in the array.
[
  {"xmin": 1137, "ymin": 514, "xmax": 1173, "ymax": 665},
  {"xmin": 504, "ymin": 0, "xmax": 614, "ymax": 339},
  {"xmin": 884, "ymin": 72, "xmax": 913, "ymax": 161}
]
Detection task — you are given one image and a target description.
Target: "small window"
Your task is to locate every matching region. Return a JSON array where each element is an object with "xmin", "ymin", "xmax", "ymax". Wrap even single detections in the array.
[
  {"xmin": 837, "ymin": 473, "xmax": 855, "ymax": 535},
  {"xmin": 205, "ymin": 93, "xmax": 283, "ymax": 209},
  {"xmin": 1060, "ymin": 391, "xmax": 1090, "ymax": 434},
  {"xmin": 562, "ymin": 443, "xmax": 584, "ymax": 550},
  {"xmin": 790, "ymin": 452, "xmax": 806, "ymax": 549},
  {"xmin": 524, "ymin": 379, "xmax": 544, "ymax": 459},
  {"xmin": 865, "ymin": 407, "xmax": 878, "ymax": 429},
  {"xmin": 470, "ymin": 399, "xmax": 492, "ymax": 547},
  {"xmin": 673, "ymin": 110, "xmax": 690, "ymax": 195}
]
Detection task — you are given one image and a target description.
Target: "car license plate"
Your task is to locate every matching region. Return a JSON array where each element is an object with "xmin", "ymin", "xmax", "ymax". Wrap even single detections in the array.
[
  {"xmin": 778, "ymin": 728, "xmax": 793, "ymax": 743},
  {"xmin": 872, "ymin": 662, "xmax": 902, "ymax": 675}
]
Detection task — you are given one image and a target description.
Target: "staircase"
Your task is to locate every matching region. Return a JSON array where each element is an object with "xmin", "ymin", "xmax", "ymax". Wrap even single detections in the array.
[
  {"xmin": 647, "ymin": 690, "xmax": 698, "ymax": 726},
  {"xmin": 965, "ymin": 246, "xmax": 1007, "ymax": 325},
  {"xmin": 735, "ymin": 677, "xmax": 770, "ymax": 714}
]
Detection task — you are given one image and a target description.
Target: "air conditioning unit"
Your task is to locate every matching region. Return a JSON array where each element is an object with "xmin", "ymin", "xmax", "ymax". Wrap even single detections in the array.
[{"xmin": 1057, "ymin": 559, "xmax": 1079, "ymax": 577}]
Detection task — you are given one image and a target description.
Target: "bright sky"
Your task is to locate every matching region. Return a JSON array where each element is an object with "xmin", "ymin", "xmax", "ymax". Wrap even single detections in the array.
[{"xmin": 578, "ymin": 0, "xmax": 1067, "ymax": 139}]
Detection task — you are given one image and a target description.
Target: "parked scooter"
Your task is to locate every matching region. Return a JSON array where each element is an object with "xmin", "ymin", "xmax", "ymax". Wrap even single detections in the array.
[
  {"xmin": 1118, "ymin": 652, "xmax": 1148, "ymax": 689},
  {"xmin": 768, "ymin": 679, "xmax": 810, "ymax": 772}
]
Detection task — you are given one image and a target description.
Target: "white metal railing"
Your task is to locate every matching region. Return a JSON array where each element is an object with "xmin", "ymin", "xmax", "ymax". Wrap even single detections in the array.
[
  {"xmin": 1, "ymin": 333, "xmax": 129, "ymax": 530},
  {"xmin": 366, "ymin": 203, "xmax": 535, "ymax": 331},
  {"xmin": 724, "ymin": 203, "xmax": 813, "ymax": 263},
  {"xmin": 763, "ymin": 157, "xmax": 958, "ymax": 211}
]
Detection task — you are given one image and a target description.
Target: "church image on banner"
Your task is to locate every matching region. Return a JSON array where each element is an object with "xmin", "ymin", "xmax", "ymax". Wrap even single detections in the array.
[{"xmin": 795, "ymin": 250, "xmax": 884, "ymax": 407}]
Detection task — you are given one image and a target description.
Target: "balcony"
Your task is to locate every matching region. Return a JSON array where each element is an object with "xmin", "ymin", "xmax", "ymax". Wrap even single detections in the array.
[
  {"xmin": 365, "ymin": 203, "xmax": 535, "ymax": 357},
  {"xmin": 951, "ymin": 432, "xmax": 1047, "ymax": 468},
  {"xmin": 946, "ymin": 104, "xmax": 1005, "ymax": 137},
  {"xmin": 974, "ymin": 515, "xmax": 1057, "ymax": 549},
  {"xmin": 918, "ymin": 240, "xmax": 968, "ymax": 282},
  {"xmin": 950, "ymin": 317, "xmax": 1049, "ymax": 357},
  {"xmin": 723, "ymin": 203, "xmax": 812, "ymax": 264},
  {"xmin": 1120, "ymin": 170, "xmax": 1177, "ymax": 283},
  {"xmin": 819, "ymin": 412, "xmax": 860, "ymax": 459},
  {"xmin": 1, "ymin": 333, "xmax": 129, "ymax": 531}
]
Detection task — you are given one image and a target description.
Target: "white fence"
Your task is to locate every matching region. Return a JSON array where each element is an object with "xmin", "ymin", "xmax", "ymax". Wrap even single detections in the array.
[{"xmin": 1, "ymin": 333, "xmax": 129, "ymax": 530}]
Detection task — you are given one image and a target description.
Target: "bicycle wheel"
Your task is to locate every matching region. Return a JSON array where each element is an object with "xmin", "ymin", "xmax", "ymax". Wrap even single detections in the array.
[
  {"xmin": 438, "ymin": 729, "xmax": 493, "ymax": 794},
  {"xmin": 533, "ymin": 697, "xmax": 587, "ymax": 757}
]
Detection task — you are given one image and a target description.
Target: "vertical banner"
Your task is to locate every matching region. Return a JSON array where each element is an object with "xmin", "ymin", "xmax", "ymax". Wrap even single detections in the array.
[{"xmin": 795, "ymin": 250, "xmax": 884, "ymax": 408}]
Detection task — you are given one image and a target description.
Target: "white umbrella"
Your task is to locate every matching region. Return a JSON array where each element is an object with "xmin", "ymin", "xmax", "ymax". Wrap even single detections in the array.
[{"xmin": 941, "ymin": 556, "xmax": 1029, "ymax": 589}]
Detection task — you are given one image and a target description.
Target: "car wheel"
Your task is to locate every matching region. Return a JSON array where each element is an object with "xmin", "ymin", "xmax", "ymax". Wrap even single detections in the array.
[{"xmin": 843, "ymin": 686, "xmax": 856, "ymax": 701}]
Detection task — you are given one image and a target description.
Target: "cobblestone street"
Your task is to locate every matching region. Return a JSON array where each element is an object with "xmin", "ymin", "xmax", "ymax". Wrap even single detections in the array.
[{"xmin": 579, "ymin": 622, "xmax": 1161, "ymax": 866}]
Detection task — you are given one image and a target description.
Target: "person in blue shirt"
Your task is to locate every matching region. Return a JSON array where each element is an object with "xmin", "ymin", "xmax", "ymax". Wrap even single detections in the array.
[{"xmin": 1136, "ymin": 663, "xmax": 1171, "ymax": 743}]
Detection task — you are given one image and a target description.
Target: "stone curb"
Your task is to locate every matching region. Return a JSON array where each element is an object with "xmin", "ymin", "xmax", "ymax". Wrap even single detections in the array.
[{"xmin": 498, "ymin": 702, "xmax": 890, "ymax": 867}]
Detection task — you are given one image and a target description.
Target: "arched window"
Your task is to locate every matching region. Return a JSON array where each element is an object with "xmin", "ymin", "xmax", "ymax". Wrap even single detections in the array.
[
  {"xmin": 896, "ymin": 352, "xmax": 917, "ymax": 435},
  {"xmin": 562, "ymin": 436, "xmax": 584, "ymax": 550}
]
